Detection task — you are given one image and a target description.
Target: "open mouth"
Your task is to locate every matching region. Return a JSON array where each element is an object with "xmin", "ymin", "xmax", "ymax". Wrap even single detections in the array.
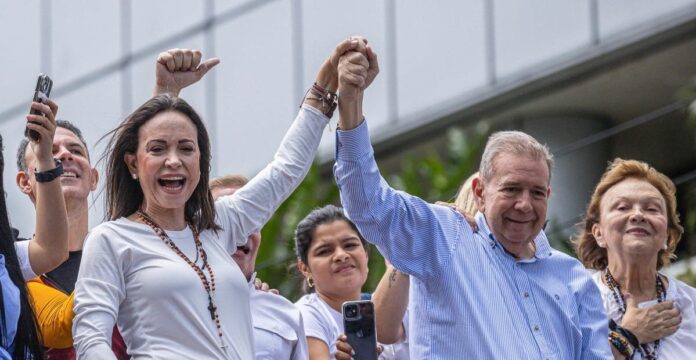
[
  {"xmin": 158, "ymin": 176, "xmax": 185, "ymax": 191},
  {"xmin": 60, "ymin": 170, "xmax": 79, "ymax": 178}
]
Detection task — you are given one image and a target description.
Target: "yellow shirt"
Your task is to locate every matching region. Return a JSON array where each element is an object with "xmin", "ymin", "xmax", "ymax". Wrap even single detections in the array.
[{"xmin": 27, "ymin": 277, "xmax": 75, "ymax": 349}]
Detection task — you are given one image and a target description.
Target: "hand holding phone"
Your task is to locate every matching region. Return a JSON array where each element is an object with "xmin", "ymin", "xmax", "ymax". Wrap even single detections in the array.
[
  {"xmin": 342, "ymin": 300, "xmax": 378, "ymax": 360},
  {"xmin": 26, "ymin": 74, "xmax": 53, "ymax": 141}
]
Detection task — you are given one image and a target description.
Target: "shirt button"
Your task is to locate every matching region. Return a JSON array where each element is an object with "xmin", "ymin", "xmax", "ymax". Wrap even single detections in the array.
[
  {"xmin": 533, "ymin": 325, "xmax": 540, "ymax": 331},
  {"xmin": 523, "ymin": 292, "xmax": 529, "ymax": 298}
]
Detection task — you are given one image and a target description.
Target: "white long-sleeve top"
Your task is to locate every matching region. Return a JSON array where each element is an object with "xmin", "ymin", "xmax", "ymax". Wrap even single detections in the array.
[{"xmin": 73, "ymin": 105, "xmax": 329, "ymax": 359}]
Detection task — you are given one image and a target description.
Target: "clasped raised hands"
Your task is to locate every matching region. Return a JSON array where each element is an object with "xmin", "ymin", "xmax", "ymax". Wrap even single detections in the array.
[
  {"xmin": 154, "ymin": 48, "xmax": 220, "ymax": 97},
  {"xmin": 336, "ymin": 37, "xmax": 379, "ymax": 102}
]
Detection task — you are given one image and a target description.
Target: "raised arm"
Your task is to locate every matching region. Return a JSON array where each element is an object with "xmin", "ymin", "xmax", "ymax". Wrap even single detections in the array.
[
  {"xmin": 215, "ymin": 39, "xmax": 365, "ymax": 251},
  {"xmin": 24, "ymin": 99, "xmax": 69, "ymax": 276},
  {"xmin": 333, "ymin": 45, "xmax": 470, "ymax": 280}
]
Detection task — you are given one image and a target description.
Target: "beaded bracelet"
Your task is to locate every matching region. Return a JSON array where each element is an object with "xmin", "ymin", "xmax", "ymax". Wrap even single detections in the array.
[
  {"xmin": 609, "ymin": 331, "xmax": 635, "ymax": 358},
  {"xmin": 300, "ymin": 82, "xmax": 338, "ymax": 118}
]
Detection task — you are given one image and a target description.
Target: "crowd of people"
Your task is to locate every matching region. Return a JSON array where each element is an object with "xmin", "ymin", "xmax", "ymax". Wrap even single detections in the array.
[{"xmin": 0, "ymin": 35, "xmax": 694, "ymax": 360}]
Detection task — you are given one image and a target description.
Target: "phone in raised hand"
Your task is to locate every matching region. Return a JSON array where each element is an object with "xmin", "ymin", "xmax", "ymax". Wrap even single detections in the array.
[{"xmin": 26, "ymin": 73, "xmax": 53, "ymax": 141}]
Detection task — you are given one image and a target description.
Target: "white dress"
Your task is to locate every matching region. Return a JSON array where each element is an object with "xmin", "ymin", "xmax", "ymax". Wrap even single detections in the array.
[
  {"xmin": 296, "ymin": 293, "xmax": 409, "ymax": 359},
  {"xmin": 73, "ymin": 105, "xmax": 329, "ymax": 359},
  {"xmin": 592, "ymin": 271, "xmax": 696, "ymax": 359}
]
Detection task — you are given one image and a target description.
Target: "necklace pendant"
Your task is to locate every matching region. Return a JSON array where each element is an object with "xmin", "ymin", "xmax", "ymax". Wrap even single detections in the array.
[{"xmin": 208, "ymin": 303, "xmax": 215, "ymax": 320}]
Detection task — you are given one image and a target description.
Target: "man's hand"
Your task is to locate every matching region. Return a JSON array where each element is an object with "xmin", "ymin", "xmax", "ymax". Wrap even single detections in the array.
[
  {"xmin": 336, "ymin": 37, "xmax": 379, "ymax": 130},
  {"xmin": 621, "ymin": 297, "xmax": 680, "ymax": 344},
  {"xmin": 337, "ymin": 42, "xmax": 379, "ymax": 102},
  {"xmin": 26, "ymin": 99, "xmax": 59, "ymax": 171},
  {"xmin": 254, "ymin": 277, "xmax": 280, "ymax": 295},
  {"xmin": 154, "ymin": 48, "xmax": 220, "ymax": 97}
]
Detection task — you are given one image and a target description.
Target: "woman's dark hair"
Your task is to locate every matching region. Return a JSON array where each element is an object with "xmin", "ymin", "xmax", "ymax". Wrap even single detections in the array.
[
  {"xmin": 101, "ymin": 94, "xmax": 219, "ymax": 231},
  {"xmin": 0, "ymin": 134, "xmax": 43, "ymax": 359},
  {"xmin": 294, "ymin": 205, "xmax": 369, "ymax": 293}
]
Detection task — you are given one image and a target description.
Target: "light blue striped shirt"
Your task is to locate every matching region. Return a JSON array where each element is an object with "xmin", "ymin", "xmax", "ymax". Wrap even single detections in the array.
[{"xmin": 333, "ymin": 120, "xmax": 611, "ymax": 359}]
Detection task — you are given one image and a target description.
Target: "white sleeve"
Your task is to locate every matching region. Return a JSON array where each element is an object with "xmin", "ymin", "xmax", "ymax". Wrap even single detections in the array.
[
  {"xmin": 14, "ymin": 240, "xmax": 37, "ymax": 280},
  {"xmin": 298, "ymin": 304, "xmax": 333, "ymax": 347},
  {"xmin": 215, "ymin": 105, "xmax": 329, "ymax": 251},
  {"xmin": 292, "ymin": 314, "xmax": 309, "ymax": 360},
  {"xmin": 72, "ymin": 228, "xmax": 125, "ymax": 360}
]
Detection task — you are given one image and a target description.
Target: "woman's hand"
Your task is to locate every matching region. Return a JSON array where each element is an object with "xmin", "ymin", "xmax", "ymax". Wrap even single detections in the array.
[
  {"xmin": 621, "ymin": 297, "xmax": 681, "ymax": 344},
  {"xmin": 154, "ymin": 48, "xmax": 220, "ymax": 96},
  {"xmin": 27, "ymin": 99, "xmax": 59, "ymax": 170},
  {"xmin": 334, "ymin": 335, "xmax": 383, "ymax": 360},
  {"xmin": 435, "ymin": 201, "xmax": 478, "ymax": 231}
]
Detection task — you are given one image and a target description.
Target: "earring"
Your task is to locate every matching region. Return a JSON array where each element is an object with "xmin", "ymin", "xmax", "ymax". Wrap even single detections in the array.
[
  {"xmin": 132, "ymin": 173, "xmax": 138, "ymax": 180},
  {"xmin": 663, "ymin": 243, "xmax": 668, "ymax": 250},
  {"xmin": 306, "ymin": 277, "xmax": 314, "ymax": 288}
]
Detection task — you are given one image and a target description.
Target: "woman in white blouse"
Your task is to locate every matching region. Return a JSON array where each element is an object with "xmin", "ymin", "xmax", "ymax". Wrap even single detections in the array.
[
  {"xmin": 575, "ymin": 158, "xmax": 695, "ymax": 359},
  {"xmin": 294, "ymin": 205, "xmax": 410, "ymax": 360},
  {"xmin": 72, "ymin": 39, "xmax": 366, "ymax": 359}
]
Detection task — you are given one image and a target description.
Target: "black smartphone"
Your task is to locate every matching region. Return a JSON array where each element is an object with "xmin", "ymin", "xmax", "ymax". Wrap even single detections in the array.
[
  {"xmin": 342, "ymin": 300, "xmax": 378, "ymax": 360},
  {"xmin": 26, "ymin": 73, "xmax": 53, "ymax": 141}
]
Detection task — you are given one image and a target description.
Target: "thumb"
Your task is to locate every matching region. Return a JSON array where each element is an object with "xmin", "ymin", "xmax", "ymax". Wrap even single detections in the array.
[
  {"xmin": 195, "ymin": 58, "xmax": 221, "ymax": 78},
  {"xmin": 366, "ymin": 45, "xmax": 379, "ymax": 72}
]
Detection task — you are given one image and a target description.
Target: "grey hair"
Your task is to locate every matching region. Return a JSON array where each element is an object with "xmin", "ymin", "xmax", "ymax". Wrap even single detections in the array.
[{"xmin": 479, "ymin": 131, "xmax": 553, "ymax": 183}]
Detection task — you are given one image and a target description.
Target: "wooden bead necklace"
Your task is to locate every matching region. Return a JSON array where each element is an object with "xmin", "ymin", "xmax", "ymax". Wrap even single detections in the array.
[
  {"xmin": 136, "ymin": 210, "xmax": 223, "ymax": 342},
  {"xmin": 604, "ymin": 268, "xmax": 665, "ymax": 360}
]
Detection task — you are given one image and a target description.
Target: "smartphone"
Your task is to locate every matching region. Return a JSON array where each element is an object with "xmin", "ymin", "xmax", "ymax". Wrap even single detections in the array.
[
  {"xmin": 342, "ymin": 300, "xmax": 378, "ymax": 360},
  {"xmin": 26, "ymin": 73, "xmax": 53, "ymax": 141}
]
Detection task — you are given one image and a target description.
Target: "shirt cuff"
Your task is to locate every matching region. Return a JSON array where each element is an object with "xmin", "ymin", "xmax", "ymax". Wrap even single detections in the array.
[
  {"xmin": 301, "ymin": 103, "xmax": 330, "ymax": 122},
  {"xmin": 336, "ymin": 118, "xmax": 372, "ymax": 161},
  {"xmin": 15, "ymin": 240, "xmax": 38, "ymax": 280}
]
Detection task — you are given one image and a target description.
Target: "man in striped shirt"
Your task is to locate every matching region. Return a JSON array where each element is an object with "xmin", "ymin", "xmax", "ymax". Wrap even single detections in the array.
[{"xmin": 332, "ymin": 43, "xmax": 611, "ymax": 359}]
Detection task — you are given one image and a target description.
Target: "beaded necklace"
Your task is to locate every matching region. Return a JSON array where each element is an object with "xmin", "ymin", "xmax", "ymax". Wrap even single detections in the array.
[
  {"xmin": 604, "ymin": 268, "xmax": 665, "ymax": 360},
  {"xmin": 136, "ymin": 210, "xmax": 224, "ymax": 343}
]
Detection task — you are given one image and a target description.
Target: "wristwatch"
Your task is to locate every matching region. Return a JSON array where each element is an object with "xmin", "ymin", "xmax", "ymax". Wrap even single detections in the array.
[{"xmin": 34, "ymin": 159, "xmax": 64, "ymax": 183}]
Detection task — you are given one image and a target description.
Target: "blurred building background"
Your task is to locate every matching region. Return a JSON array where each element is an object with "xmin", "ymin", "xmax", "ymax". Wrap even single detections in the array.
[{"xmin": 1, "ymin": 0, "xmax": 695, "ymax": 278}]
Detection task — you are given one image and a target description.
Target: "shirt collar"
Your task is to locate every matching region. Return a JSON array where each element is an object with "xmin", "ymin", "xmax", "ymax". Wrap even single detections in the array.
[{"xmin": 474, "ymin": 212, "xmax": 552, "ymax": 260}]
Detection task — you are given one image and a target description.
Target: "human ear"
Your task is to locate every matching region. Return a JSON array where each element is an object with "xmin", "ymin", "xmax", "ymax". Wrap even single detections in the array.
[
  {"xmin": 297, "ymin": 259, "xmax": 310, "ymax": 277},
  {"xmin": 472, "ymin": 177, "xmax": 485, "ymax": 212},
  {"xmin": 16, "ymin": 171, "xmax": 34, "ymax": 196},
  {"xmin": 89, "ymin": 168, "xmax": 100, "ymax": 191},
  {"xmin": 124, "ymin": 153, "xmax": 138, "ymax": 179},
  {"xmin": 591, "ymin": 223, "xmax": 606, "ymax": 248}
]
